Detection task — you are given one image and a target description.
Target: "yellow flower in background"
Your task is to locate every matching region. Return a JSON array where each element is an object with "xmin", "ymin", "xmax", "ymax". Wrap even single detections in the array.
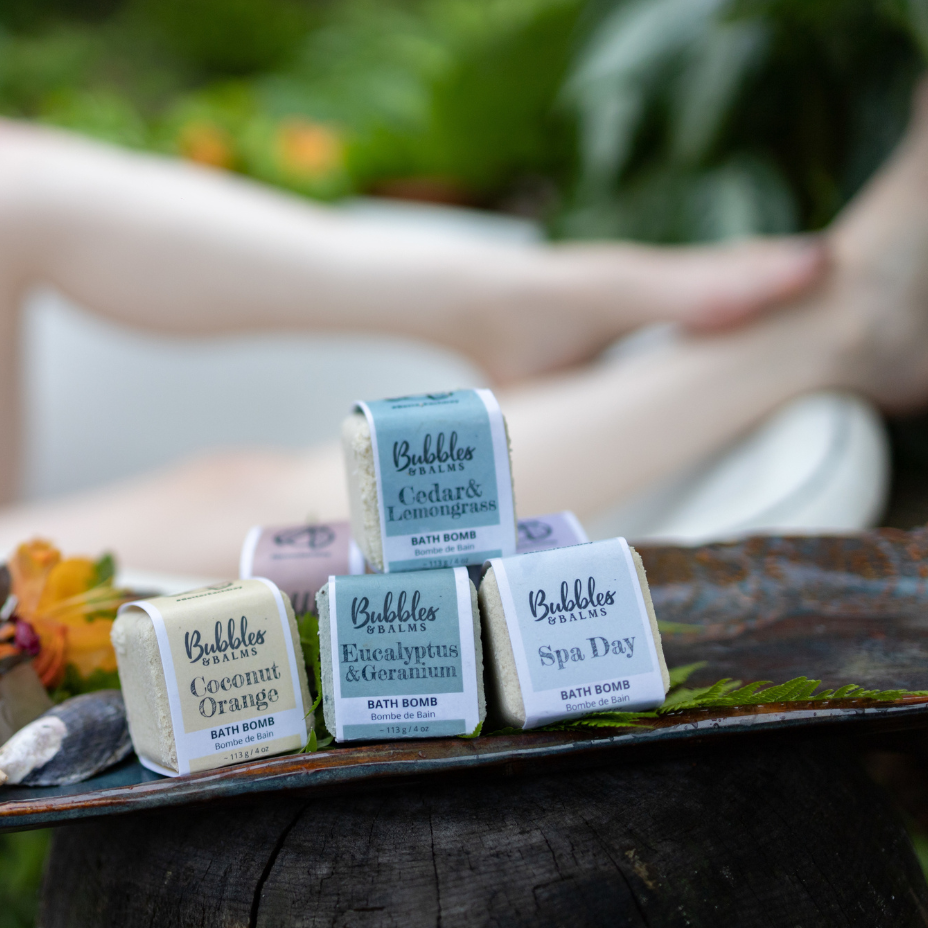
[
  {"xmin": 276, "ymin": 119, "xmax": 344, "ymax": 180},
  {"xmin": 178, "ymin": 120, "xmax": 235, "ymax": 170},
  {"xmin": 38, "ymin": 559, "xmax": 121, "ymax": 678},
  {"xmin": 37, "ymin": 558, "xmax": 97, "ymax": 614},
  {"xmin": 9, "ymin": 540, "xmax": 128, "ymax": 689}
]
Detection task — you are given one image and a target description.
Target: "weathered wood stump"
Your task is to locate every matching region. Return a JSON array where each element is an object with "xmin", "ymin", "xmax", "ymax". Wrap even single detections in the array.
[{"xmin": 38, "ymin": 739, "xmax": 928, "ymax": 928}]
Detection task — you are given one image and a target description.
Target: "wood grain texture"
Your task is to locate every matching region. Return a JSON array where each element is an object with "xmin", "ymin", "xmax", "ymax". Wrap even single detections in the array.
[
  {"xmin": 639, "ymin": 528, "xmax": 928, "ymax": 691},
  {"xmin": 639, "ymin": 528, "xmax": 928, "ymax": 633},
  {"xmin": 38, "ymin": 739, "xmax": 928, "ymax": 928}
]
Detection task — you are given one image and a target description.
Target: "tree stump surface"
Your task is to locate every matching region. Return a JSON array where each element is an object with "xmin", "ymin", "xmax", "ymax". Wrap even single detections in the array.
[{"xmin": 38, "ymin": 739, "xmax": 928, "ymax": 928}]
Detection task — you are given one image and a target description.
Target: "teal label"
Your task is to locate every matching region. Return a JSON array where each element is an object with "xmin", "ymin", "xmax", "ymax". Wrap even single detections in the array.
[
  {"xmin": 343, "ymin": 720, "xmax": 466, "ymax": 740},
  {"xmin": 334, "ymin": 570, "xmax": 464, "ymax": 697},
  {"xmin": 327, "ymin": 567, "xmax": 481, "ymax": 740},
  {"xmin": 359, "ymin": 389, "xmax": 516, "ymax": 572}
]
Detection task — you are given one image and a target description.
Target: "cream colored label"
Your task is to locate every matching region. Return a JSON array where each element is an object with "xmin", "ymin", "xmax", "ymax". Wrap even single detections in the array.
[{"xmin": 120, "ymin": 578, "xmax": 307, "ymax": 776}]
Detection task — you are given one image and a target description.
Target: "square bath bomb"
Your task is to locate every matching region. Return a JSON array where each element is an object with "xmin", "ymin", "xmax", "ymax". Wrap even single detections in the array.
[
  {"xmin": 316, "ymin": 567, "xmax": 485, "ymax": 741},
  {"xmin": 240, "ymin": 521, "xmax": 365, "ymax": 616},
  {"xmin": 343, "ymin": 389, "xmax": 517, "ymax": 573},
  {"xmin": 516, "ymin": 511, "xmax": 589, "ymax": 554},
  {"xmin": 479, "ymin": 539, "xmax": 668, "ymax": 730},
  {"xmin": 112, "ymin": 578, "xmax": 311, "ymax": 776}
]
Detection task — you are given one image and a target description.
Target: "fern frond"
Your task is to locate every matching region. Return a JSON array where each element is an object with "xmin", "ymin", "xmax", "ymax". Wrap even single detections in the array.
[
  {"xmin": 542, "ymin": 711, "xmax": 656, "ymax": 731},
  {"xmin": 554, "ymin": 672, "xmax": 928, "ymax": 732},
  {"xmin": 459, "ymin": 720, "xmax": 483, "ymax": 739}
]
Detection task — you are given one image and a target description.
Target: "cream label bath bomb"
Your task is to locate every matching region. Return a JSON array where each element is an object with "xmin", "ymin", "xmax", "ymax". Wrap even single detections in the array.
[
  {"xmin": 517, "ymin": 511, "xmax": 588, "ymax": 554},
  {"xmin": 344, "ymin": 389, "xmax": 516, "ymax": 572},
  {"xmin": 480, "ymin": 538, "xmax": 668, "ymax": 730},
  {"xmin": 240, "ymin": 522, "xmax": 365, "ymax": 616},
  {"xmin": 113, "ymin": 579, "xmax": 310, "ymax": 776},
  {"xmin": 316, "ymin": 568, "xmax": 484, "ymax": 741}
]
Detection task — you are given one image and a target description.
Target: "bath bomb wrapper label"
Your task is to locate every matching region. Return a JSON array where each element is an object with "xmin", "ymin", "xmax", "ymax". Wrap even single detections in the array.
[
  {"xmin": 517, "ymin": 511, "xmax": 588, "ymax": 555},
  {"xmin": 240, "ymin": 522, "xmax": 365, "ymax": 615},
  {"xmin": 320, "ymin": 568, "xmax": 483, "ymax": 741},
  {"xmin": 115, "ymin": 579, "xmax": 309, "ymax": 776},
  {"xmin": 486, "ymin": 538, "xmax": 668, "ymax": 729},
  {"xmin": 353, "ymin": 389, "xmax": 516, "ymax": 572}
]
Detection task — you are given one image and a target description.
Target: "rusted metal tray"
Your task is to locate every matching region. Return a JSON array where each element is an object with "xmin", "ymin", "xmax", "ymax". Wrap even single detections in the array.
[{"xmin": 4, "ymin": 527, "xmax": 928, "ymax": 832}]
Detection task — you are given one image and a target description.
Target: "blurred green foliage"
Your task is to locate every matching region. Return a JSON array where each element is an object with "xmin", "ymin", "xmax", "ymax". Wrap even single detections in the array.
[
  {"xmin": 561, "ymin": 0, "xmax": 928, "ymax": 240},
  {"xmin": 0, "ymin": 0, "xmax": 584, "ymax": 205},
  {"xmin": 1, "ymin": 0, "xmax": 922, "ymax": 233},
  {"xmin": 0, "ymin": 830, "xmax": 49, "ymax": 928}
]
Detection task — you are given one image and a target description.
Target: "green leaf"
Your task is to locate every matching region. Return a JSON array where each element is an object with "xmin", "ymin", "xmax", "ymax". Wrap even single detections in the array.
[
  {"xmin": 295, "ymin": 619, "xmax": 336, "ymax": 749},
  {"xmin": 553, "ymin": 671, "xmax": 928, "ymax": 731},
  {"xmin": 658, "ymin": 676, "xmax": 928, "ymax": 714},
  {"xmin": 299, "ymin": 693, "xmax": 334, "ymax": 752},
  {"xmin": 830, "ymin": 684, "xmax": 864, "ymax": 699},
  {"xmin": 564, "ymin": 0, "xmax": 727, "ymax": 190},
  {"xmin": 49, "ymin": 665, "xmax": 120, "ymax": 703},
  {"xmin": 93, "ymin": 552, "xmax": 116, "ymax": 587},
  {"xmin": 658, "ymin": 621, "xmax": 705, "ymax": 635},
  {"xmin": 296, "ymin": 611, "xmax": 322, "ymax": 701},
  {"xmin": 459, "ymin": 720, "xmax": 483, "ymax": 739},
  {"xmin": 667, "ymin": 661, "xmax": 707, "ymax": 688},
  {"xmin": 669, "ymin": 18, "xmax": 768, "ymax": 165},
  {"xmin": 542, "ymin": 711, "xmax": 656, "ymax": 731}
]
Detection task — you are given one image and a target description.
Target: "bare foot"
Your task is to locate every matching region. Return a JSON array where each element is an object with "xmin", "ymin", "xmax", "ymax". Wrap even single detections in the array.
[
  {"xmin": 467, "ymin": 234, "xmax": 828, "ymax": 385},
  {"xmin": 826, "ymin": 79, "xmax": 928, "ymax": 413}
]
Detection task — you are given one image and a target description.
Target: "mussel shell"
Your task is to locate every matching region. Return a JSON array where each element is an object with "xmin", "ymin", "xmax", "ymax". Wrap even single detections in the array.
[
  {"xmin": 21, "ymin": 690, "xmax": 132, "ymax": 787},
  {"xmin": 0, "ymin": 565, "xmax": 9, "ymax": 613}
]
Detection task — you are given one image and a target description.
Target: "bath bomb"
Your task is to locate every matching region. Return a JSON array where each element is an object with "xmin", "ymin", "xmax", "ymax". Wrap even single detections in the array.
[
  {"xmin": 479, "ymin": 539, "xmax": 668, "ymax": 730},
  {"xmin": 516, "ymin": 511, "xmax": 589, "ymax": 554},
  {"xmin": 316, "ymin": 567, "xmax": 485, "ymax": 741},
  {"xmin": 343, "ymin": 389, "xmax": 517, "ymax": 573},
  {"xmin": 240, "ymin": 521, "xmax": 365, "ymax": 616},
  {"xmin": 112, "ymin": 578, "xmax": 311, "ymax": 776}
]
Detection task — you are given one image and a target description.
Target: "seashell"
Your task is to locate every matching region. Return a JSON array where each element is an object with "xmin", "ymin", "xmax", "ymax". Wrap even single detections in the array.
[
  {"xmin": 0, "ymin": 661, "xmax": 53, "ymax": 745},
  {"xmin": 0, "ymin": 564, "xmax": 9, "ymax": 612},
  {"xmin": 0, "ymin": 690, "xmax": 131, "ymax": 787}
]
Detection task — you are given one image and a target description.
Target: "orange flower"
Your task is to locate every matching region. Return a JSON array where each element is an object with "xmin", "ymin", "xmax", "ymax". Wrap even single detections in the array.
[
  {"xmin": 10, "ymin": 540, "xmax": 127, "ymax": 688},
  {"xmin": 276, "ymin": 119, "xmax": 343, "ymax": 179},
  {"xmin": 178, "ymin": 121, "xmax": 235, "ymax": 170},
  {"xmin": 9, "ymin": 539, "xmax": 60, "ymax": 619},
  {"xmin": 31, "ymin": 623, "xmax": 67, "ymax": 690}
]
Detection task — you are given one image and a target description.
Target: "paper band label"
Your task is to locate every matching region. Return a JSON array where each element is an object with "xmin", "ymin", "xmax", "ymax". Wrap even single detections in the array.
[
  {"xmin": 517, "ymin": 511, "xmax": 588, "ymax": 554},
  {"xmin": 489, "ymin": 538, "xmax": 665, "ymax": 729},
  {"xmin": 326, "ymin": 567, "xmax": 479, "ymax": 741},
  {"xmin": 358, "ymin": 389, "xmax": 515, "ymax": 572},
  {"xmin": 240, "ymin": 522, "xmax": 364, "ymax": 615},
  {"xmin": 119, "ymin": 578, "xmax": 307, "ymax": 775}
]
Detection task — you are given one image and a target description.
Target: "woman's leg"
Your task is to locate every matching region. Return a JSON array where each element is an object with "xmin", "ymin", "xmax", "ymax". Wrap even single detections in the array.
[
  {"xmin": 0, "ymin": 121, "xmax": 825, "ymax": 506},
  {"xmin": 0, "ymin": 299, "xmax": 844, "ymax": 576},
  {"xmin": 6, "ymin": 77, "xmax": 928, "ymax": 574}
]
